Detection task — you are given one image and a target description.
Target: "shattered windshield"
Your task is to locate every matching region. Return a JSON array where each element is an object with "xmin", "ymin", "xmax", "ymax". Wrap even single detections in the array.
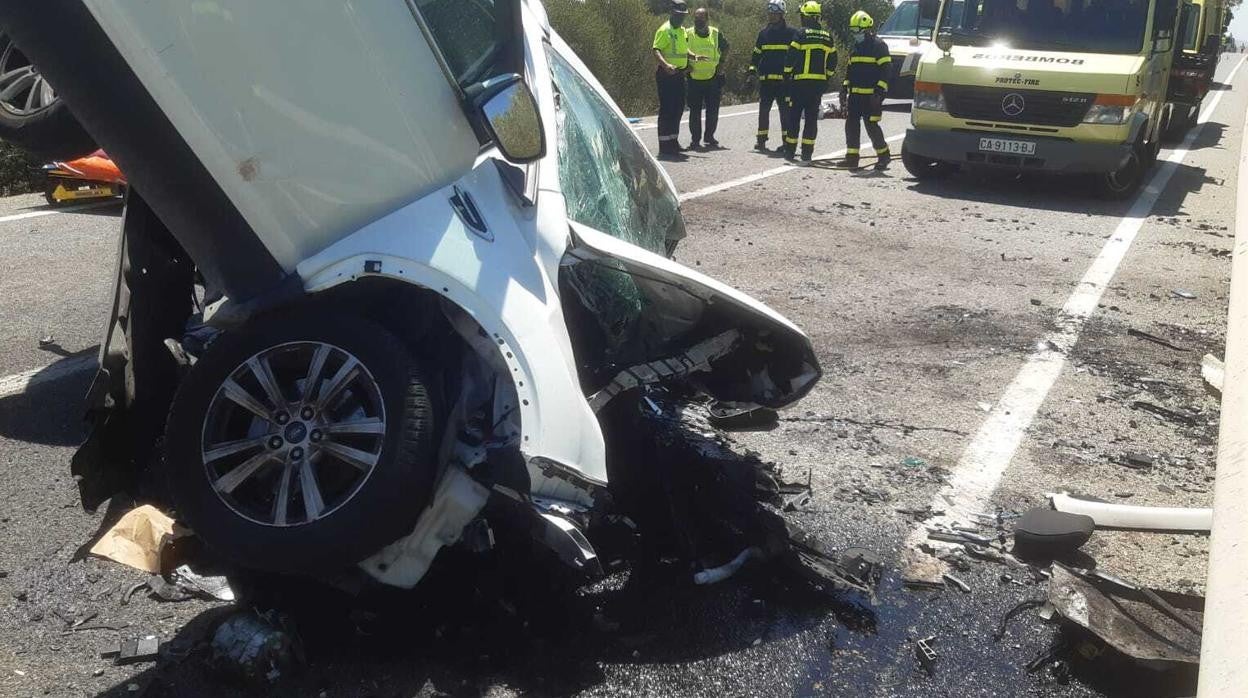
[
  {"xmin": 942, "ymin": 0, "xmax": 1150, "ymax": 54},
  {"xmin": 548, "ymin": 47, "xmax": 686, "ymax": 257},
  {"xmin": 881, "ymin": 1, "xmax": 965, "ymax": 37}
]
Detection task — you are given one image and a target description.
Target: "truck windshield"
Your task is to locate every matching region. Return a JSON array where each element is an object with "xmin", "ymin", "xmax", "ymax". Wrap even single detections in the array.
[
  {"xmin": 881, "ymin": 1, "xmax": 965, "ymax": 37},
  {"xmin": 941, "ymin": 0, "xmax": 1150, "ymax": 54}
]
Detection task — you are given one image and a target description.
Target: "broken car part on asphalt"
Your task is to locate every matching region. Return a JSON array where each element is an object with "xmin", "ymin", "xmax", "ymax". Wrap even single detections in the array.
[
  {"xmin": 1046, "ymin": 564, "xmax": 1203, "ymax": 665},
  {"xmin": 1012, "ymin": 508, "xmax": 1094, "ymax": 561},
  {"xmin": 88, "ymin": 505, "xmax": 187, "ymax": 575},
  {"xmin": 1049, "ymin": 493, "xmax": 1212, "ymax": 532}
]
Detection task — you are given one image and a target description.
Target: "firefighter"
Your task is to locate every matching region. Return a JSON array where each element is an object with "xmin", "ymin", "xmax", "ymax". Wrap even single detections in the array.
[
  {"xmin": 839, "ymin": 11, "xmax": 891, "ymax": 170},
  {"xmin": 748, "ymin": 1, "xmax": 797, "ymax": 152},
  {"xmin": 685, "ymin": 8, "xmax": 730, "ymax": 149},
  {"xmin": 782, "ymin": 1, "xmax": 835, "ymax": 162},
  {"xmin": 652, "ymin": 1, "xmax": 706, "ymax": 158}
]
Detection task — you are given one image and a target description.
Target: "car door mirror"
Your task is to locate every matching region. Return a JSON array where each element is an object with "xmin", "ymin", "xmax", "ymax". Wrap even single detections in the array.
[
  {"xmin": 919, "ymin": 0, "xmax": 941, "ymax": 22},
  {"xmin": 469, "ymin": 74, "xmax": 546, "ymax": 164}
]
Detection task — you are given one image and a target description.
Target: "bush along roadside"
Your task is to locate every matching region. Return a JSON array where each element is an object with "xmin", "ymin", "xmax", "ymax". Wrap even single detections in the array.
[
  {"xmin": 545, "ymin": 0, "xmax": 894, "ymax": 116},
  {"xmin": 0, "ymin": 141, "xmax": 42, "ymax": 196}
]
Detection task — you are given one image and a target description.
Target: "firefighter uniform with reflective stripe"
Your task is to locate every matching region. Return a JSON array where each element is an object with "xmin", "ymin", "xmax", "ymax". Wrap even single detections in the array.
[
  {"xmin": 750, "ymin": 21, "xmax": 797, "ymax": 147},
  {"xmin": 686, "ymin": 25, "xmax": 728, "ymax": 145},
  {"xmin": 842, "ymin": 34, "xmax": 891, "ymax": 164},
  {"xmin": 783, "ymin": 27, "xmax": 836, "ymax": 159},
  {"xmin": 654, "ymin": 20, "xmax": 691, "ymax": 153}
]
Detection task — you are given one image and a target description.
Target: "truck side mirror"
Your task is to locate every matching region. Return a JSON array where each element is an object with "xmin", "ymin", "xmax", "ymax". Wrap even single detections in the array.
[
  {"xmin": 469, "ymin": 74, "xmax": 546, "ymax": 164},
  {"xmin": 936, "ymin": 29, "xmax": 954, "ymax": 53},
  {"xmin": 919, "ymin": 0, "xmax": 941, "ymax": 21}
]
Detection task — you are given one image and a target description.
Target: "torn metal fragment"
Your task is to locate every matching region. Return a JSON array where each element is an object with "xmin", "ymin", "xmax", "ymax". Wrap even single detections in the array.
[{"xmin": 588, "ymin": 330, "xmax": 740, "ymax": 411}]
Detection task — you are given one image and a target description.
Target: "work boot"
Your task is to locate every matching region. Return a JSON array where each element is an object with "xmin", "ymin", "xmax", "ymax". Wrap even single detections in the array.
[
  {"xmin": 705, "ymin": 137, "xmax": 720, "ymax": 149},
  {"xmin": 800, "ymin": 145, "xmax": 814, "ymax": 162},
  {"xmin": 874, "ymin": 152, "xmax": 891, "ymax": 171},
  {"xmin": 754, "ymin": 137, "xmax": 769, "ymax": 152},
  {"xmin": 837, "ymin": 155, "xmax": 860, "ymax": 170}
]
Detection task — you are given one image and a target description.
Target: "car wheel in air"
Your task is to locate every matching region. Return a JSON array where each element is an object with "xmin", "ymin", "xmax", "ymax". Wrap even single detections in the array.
[
  {"xmin": 163, "ymin": 311, "xmax": 440, "ymax": 574},
  {"xmin": 0, "ymin": 32, "xmax": 97, "ymax": 160}
]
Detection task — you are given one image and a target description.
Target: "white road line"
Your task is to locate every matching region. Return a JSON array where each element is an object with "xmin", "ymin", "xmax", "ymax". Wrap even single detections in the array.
[
  {"xmin": 903, "ymin": 54, "xmax": 1248, "ymax": 572},
  {"xmin": 632, "ymin": 106, "xmax": 763, "ymax": 130},
  {"xmin": 0, "ymin": 199, "xmax": 119, "ymax": 225},
  {"xmin": 679, "ymin": 132, "xmax": 906, "ymax": 201},
  {"xmin": 0, "ymin": 354, "xmax": 97, "ymax": 400}
]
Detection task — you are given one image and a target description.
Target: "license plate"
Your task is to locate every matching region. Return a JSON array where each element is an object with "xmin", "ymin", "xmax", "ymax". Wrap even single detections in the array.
[{"xmin": 978, "ymin": 138, "xmax": 1036, "ymax": 156}]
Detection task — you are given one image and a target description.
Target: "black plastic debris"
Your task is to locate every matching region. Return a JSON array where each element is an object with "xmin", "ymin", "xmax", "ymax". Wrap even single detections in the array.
[
  {"xmin": 102, "ymin": 635, "xmax": 160, "ymax": 665},
  {"xmin": 1126, "ymin": 328, "xmax": 1191, "ymax": 352},
  {"xmin": 1131, "ymin": 401, "xmax": 1198, "ymax": 426},
  {"xmin": 707, "ymin": 400, "xmax": 779, "ymax": 431},
  {"xmin": 1013, "ymin": 509, "xmax": 1094, "ymax": 561}
]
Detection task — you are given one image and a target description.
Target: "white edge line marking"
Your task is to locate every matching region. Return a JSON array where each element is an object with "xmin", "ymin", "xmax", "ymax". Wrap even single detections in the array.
[
  {"xmin": 679, "ymin": 132, "xmax": 906, "ymax": 202},
  {"xmin": 0, "ymin": 199, "xmax": 119, "ymax": 225},
  {"xmin": 632, "ymin": 105, "xmax": 764, "ymax": 130},
  {"xmin": 903, "ymin": 54, "xmax": 1248, "ymax": 570},
  {"xmin": 0, "ymin": 354, "xmax": 97, "ymax": 400}
]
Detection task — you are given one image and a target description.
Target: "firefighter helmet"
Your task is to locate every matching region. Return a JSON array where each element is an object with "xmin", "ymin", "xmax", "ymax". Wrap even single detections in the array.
[
  {"xmin": 800, "ymin": 2, "xmax": 822, "ymax": 16},
  {"xmin": 849, "ymin": 10, "xmax": 874, "ymax": 29},
  {"xmin": 767, "ymin": 1, "xmax": 787, "ymax": 13}
]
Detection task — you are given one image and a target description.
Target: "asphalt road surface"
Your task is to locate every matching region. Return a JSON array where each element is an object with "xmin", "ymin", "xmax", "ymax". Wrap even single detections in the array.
[{"xmin": 1, "ymin": 55, "xmax": 1244, "ymax": 697}]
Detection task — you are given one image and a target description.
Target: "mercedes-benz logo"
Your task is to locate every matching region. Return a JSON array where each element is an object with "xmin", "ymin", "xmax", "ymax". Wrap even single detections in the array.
[{"xmin": 1002, "ymin": 93, "xmax": 1025, "ymax": 117}]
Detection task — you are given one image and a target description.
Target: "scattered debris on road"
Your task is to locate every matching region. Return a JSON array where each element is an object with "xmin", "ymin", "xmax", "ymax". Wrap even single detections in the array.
[
  {"xmin": 88, "ymin": 505, "xmax": 186, "ymax": 574},
  {"xmin": 211, "ymin": 611, "xmax": 303, "ymax": 684},
  {"xmin": 1126, "ymin": 327, "xmax": 1191, "ymax": 352},
  {"xmin": 1046, "ymin": 565, "xmax": 1202, "ymax": 665},
  {"xmin": 1202, "ymin": 353, "xmax": 1225, "ymax": 398},
  {"xmin": 915, "ymin": 636, "xmax": 939, "ymax": 674},
  {"xmin": 1171, "ymin": 289, "xmax": 1197, "ymax": 300}
]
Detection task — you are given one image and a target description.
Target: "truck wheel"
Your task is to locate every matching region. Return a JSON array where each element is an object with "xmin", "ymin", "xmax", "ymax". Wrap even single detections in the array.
[
  {"xmin": 164, "ymin": 311, "xmax": 440, "ymax": 574},
  {"xmin": 901, "ymin": 142, "xmax": 955, "ymax": 180},
  {"xmin": 1096, "ymin": 144, "xmax": 1145, "ymax": 200},
  {"xmin": 0, "ymin": 32, "xmax": 96, "ymax": 160}
]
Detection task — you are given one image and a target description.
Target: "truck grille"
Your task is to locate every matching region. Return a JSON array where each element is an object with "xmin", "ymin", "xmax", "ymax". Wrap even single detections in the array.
[{"xmin": 942, "ymin": 85, "xmax": 1094, "ymax": 128}]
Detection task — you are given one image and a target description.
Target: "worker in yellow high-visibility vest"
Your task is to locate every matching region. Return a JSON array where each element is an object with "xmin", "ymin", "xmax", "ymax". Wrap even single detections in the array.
[
  {"xmin": 685, "ymin": 8, "xmax": 730, "ymax": 149},
  {"xmin": 653, "ymin": 0, "xmax": 706, "ymax": 158}
]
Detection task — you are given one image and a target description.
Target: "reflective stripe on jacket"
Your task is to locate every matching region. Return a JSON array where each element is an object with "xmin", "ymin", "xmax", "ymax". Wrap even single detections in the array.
[
  {"xmin": 785, "ymin": 27, "xmax": 836, "ymax": 82},
  {"xmin": 843, "ymin": 35, "xmax": 891, "ymax": 94},
  {"xmin": 654, "ymin": 21, "xmax": 689, "ymax": 69}
]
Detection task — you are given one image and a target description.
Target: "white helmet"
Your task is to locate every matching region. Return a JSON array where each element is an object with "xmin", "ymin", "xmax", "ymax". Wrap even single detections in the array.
[{"xmin": 767, "ymin": 1, "xmax": 787, "ymax": 13}]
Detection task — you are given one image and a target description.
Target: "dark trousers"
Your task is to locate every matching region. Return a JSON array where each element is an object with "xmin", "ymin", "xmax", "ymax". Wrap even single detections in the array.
[
  {"xmin": 785, "ymin": 82, "xmax": 825, "ymax": 155},
  {"xmin": 656, "ymin": 69, "xmax": 686, "ymax": 152},
  {"xmin": 845, "ymin": 93, "xmax": 889, "ymax": 158},
  {"xmin": 756, "ymin": 81, "xmax": 791, "ymax": 143},
  {"xmin": 686, "ymin": 76, "xmax": 722, "ymax": 144}
]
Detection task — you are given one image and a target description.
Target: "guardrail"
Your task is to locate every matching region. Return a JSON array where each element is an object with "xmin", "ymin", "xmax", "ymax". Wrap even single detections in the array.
[{"xmin": 1197, "ymin": 96, "xmax": 1248, "ymax": 697}]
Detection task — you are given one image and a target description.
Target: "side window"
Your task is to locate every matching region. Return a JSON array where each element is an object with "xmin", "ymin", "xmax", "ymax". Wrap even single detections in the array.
[
  {"xmin": 413, "ymin": 0, "xmax": 500, "ymax": 85},
  {"xmin": 547, "ymin": 47, "xmax": 686, "ymax": 257}
]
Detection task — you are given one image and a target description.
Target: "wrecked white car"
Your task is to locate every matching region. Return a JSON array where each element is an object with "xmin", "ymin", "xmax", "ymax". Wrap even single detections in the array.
[{"xmin": 2, "ymin": 1, "xmax": 866, "ymax": 595}]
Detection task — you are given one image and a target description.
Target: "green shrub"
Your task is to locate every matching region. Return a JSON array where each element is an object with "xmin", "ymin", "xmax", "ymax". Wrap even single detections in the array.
[
  {"xmin": 546, "ymin": 0, "xmax": 894, "ymax": 116},
  {"xmin": 0, "ymin": 142, "xmax": 42, "ymax": 196}
]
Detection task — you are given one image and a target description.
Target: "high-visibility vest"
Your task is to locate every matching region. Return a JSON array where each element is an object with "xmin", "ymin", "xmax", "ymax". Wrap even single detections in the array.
[
  {"xmin": 686, "ymin": 27, "xmax": 721, "ymax": 81},
  {"xmin": 653, "ymin": 21, "xmax": 689, "ymax": 70}
]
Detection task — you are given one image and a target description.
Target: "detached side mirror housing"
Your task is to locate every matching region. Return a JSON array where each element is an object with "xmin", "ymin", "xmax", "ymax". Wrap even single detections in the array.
[
  {"xmin": 919, "ymin": 0, "xmax": 941, "ymax": 22},
  {"xmin": 936, "ymin": 29, "xmax": 954, "ymax": 53},
  {"xmin": 467, "ymin": 74, "xmax": 546, "ymax": 164}
]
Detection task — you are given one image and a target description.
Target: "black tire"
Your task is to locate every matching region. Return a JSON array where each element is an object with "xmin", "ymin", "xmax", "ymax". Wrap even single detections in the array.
[
  {"xmin": 0, "ymin": 32, "xmax": 97, "ymax": 160},
  {"xmin": 1162, "ymin": 104, "xmax": 1194, "ymax": 143},
  {"xmin": 901, "ymin": 141, "xmax": 956, "ymax": 180},
  {"xmin": 1096, "ymin": 143, "xmax": 1146, "ymax": 200},
  {"xmin": 164, "ymin": 311, "xmax": 440, "ymax": 574}
]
